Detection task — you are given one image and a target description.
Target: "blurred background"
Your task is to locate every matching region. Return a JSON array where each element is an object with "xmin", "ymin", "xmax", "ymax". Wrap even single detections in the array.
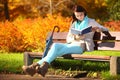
[
  {"xmin": 0, "ymin": 0, "xmax": 120, "ymax": 21},
  {"xmin": 0, "ymin": 0, "xmax": 120, "ymax": 52}
]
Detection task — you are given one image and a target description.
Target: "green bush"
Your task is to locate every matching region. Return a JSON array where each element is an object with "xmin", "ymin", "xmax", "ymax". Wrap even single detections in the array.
[{"xmin": 107, "ymin": 0, "xmax": 120, "ymax": 20}]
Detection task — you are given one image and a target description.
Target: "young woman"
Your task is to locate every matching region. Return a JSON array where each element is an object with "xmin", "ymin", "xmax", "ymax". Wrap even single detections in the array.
[{"xmin": 22, "ymin": 5, "xmax": 111, "ymax": 77}]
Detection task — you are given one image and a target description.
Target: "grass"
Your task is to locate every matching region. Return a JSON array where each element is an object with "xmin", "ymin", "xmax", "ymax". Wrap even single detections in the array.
[
  {"xmin": 83, "ymin": 50, "xmax": 120, "ymax": 56},
  {"xmin": 0, "ymin": 52, "xmax": 23, "ymax": 73},
  {"xmin": 0, "ymin": 51, "xmax": 120, "ymax": 79},
  {"xmin": 101, "ymin": 71, "xmax": 120, "ymax": 80}
]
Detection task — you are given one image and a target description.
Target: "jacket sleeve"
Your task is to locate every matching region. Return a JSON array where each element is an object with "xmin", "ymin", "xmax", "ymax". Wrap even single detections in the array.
[
  {"xmin": 66, "ymin": 22, "xmax": 75, "ymax": 43},
  {"xmin": 90, "ymin": 19, "xmax": 109, "ymax": 32}
]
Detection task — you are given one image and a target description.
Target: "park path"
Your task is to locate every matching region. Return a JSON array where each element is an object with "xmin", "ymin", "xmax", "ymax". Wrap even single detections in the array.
[{"xmin": 0, "ymin": 74, "xmax": 100, "ymax": 80}]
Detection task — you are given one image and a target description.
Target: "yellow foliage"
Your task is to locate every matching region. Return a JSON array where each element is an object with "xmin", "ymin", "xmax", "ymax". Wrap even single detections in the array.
[
  {"xmin": 0, "ymin": 14, "xmax": 71, "ymax": 52},
  {"xmin": 0, "ymin": 13, "xmax": 119, "ymax": 52}
]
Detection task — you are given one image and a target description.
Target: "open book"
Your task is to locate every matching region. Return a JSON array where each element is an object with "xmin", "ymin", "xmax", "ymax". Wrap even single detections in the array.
[{"xmin": 71, "ymin": 26, "xmax": 92, "ymax": 35}]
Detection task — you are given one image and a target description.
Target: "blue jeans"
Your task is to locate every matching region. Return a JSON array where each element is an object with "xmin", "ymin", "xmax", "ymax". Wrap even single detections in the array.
[{"xmin": 37, "ymin": 43, "xmax": 83, "ymax": 65}]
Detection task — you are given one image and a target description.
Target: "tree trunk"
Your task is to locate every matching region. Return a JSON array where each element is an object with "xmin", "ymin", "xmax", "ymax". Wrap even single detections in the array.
[{"xmin": 4, "ymin": 0, "xmax": 10, "ymax": 20}]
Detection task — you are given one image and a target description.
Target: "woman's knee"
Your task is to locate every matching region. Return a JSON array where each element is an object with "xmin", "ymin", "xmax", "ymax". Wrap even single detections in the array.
[
  {"xmin": 52, "ymin": 43, "xmax": 58, "ymax": 47},
  {"xmin": 52, "ymin": 43, "xmax": 64, "ymax": 48}
]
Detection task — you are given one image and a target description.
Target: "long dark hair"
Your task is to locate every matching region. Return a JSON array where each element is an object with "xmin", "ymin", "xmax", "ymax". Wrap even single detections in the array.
[{"xmin": 72, "ymin": 5, "xmax": 87, "ymax": 22}]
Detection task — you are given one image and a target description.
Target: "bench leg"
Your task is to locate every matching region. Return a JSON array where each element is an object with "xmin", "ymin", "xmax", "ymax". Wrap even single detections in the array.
[
  {"xmin": 24, "ymin": 52, "xmax": 33, "ymax": 66},
  {"xmin": 110, "ymin": 56, "xmax": 120, "ymax": 75}
]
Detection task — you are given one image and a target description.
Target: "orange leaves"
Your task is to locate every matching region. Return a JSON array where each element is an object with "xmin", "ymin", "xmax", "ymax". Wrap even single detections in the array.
[
  {"xmin": 0, "ymin": 14, "xmax": 71, "ymax": 52},
  {"xmin": 104, "ymin": 20, "xmax": 120, "ymax": 31},
  {"xmin": 0, "ymin": 21, "xmax": 23, "ymax": 52},
  {"xmin": 44, "ymin": 14, "xmax": 71, "ymax": 32}
]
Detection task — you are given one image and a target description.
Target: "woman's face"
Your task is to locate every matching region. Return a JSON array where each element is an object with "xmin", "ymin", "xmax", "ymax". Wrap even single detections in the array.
[{"xmin": 74, "ymin": 12, "xmax": 85, "ymax": 21}]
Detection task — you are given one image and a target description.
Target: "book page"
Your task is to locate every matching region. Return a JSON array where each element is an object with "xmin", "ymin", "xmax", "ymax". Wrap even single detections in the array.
[{"xmin": 71, "ymin": 26, "xmax": 92, "ymax": 35}]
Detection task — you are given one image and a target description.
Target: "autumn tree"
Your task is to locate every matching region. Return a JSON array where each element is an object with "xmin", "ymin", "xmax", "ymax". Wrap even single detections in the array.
[
  {"xmin": 106, "ymin": 0, "xmax": 120, "ymax": 20},
  {"xmin": 0, "ymin": 0, "xmax": 116, "ymax": 21},
  {"xmin": 20, "ymin": 0, "xmax": 75, "ymax": 17},
  {"xmin": 0, "ymin": 0, "xmax": 10, "ymax": 20}
]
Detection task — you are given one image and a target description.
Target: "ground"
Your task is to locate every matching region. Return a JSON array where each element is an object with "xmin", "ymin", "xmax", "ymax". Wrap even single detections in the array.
[{"xmin": 0, "ymin": 74, "xmax": 101, "ymax": 80}]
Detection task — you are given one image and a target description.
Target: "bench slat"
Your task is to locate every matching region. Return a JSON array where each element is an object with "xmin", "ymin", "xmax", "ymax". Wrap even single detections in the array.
[
  {"xmin": 67, "ymin": 54, "xmax": 110, "ymax": 61},
  {"xmin": 71, "ymin": 54, "xmax": 110, "ymax": 60},
  {"xmin": 49, "ymin": 32, "xmax": 120, "ymax": 40},
  {"xmin": 25, "ymin": 52, "xmax": 110, "ymax": 61}
]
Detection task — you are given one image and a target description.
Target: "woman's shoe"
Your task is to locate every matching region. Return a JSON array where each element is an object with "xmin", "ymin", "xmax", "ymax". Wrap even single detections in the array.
[
  {"xmin": 22, "ymin": 63, "xmax": 40, "ymax": 76},
  {"xmin": 36, "ymin": 62, "xmax": 49, "ymax": 77}
]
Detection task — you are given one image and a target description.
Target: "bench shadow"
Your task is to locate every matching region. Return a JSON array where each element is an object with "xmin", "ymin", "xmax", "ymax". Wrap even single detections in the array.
[
  {"xmin": 98, "ymin": 42, "xmax": 115, "ymax": 48},
  {"xmin": 99, "ymin": 36, "xmax": 116, "ymax": 48},
  {"xmin": 73, "ymin": 72, "xmax": 88, "ymax": 78}
]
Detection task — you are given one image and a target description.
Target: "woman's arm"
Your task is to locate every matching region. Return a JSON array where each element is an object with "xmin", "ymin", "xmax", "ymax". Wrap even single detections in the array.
[
  {"xmin": 89, "ymin": 19, "xmax": 108, "ymax": 31},
  {"xmin": 90, "ymin": 19, "xmax": 112, "ymax": 37}
]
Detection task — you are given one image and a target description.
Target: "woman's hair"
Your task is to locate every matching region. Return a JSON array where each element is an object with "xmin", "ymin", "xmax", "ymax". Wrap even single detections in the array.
[{"xmin": 72, "ymin": 5, "xmax": 87, "ymax": 22}]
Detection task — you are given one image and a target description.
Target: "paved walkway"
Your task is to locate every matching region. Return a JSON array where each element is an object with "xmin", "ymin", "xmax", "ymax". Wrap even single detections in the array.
[{"xmin": 0, "ymin": 74, "xmax": 100, "ymax": 80}]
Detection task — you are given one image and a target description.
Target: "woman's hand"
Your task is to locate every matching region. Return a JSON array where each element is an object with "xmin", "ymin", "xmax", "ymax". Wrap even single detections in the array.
[
  {"xmin": 92, "ymin": 27, "xmax": 101, "ymax": 32},
  {"xmin": 74, "ymin": 34, "xmax": 85, "ymax": 40}
]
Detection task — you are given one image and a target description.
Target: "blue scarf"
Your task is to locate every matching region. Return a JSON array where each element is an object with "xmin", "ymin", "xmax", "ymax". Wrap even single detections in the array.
[{"xmin": 75, "ymin": 16, "xmax": 89, "ymax": 30}]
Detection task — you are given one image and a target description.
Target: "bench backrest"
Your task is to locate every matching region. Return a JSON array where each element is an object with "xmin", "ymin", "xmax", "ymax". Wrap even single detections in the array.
[{"xmin": 47, "ymin": 32, "xmax": 120, "ymax": 51}]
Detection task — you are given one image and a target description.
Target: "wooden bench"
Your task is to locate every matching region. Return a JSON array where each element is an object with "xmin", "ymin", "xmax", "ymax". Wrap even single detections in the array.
[{"xmin": 23, "ymin": 31, "xmax": 120, "ymax": 76}]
